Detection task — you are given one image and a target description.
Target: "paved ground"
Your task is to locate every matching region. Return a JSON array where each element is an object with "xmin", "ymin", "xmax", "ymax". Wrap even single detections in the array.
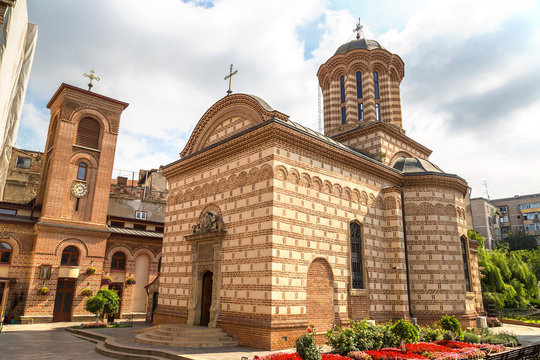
[
  {"xmin": 1, "ymin": 321, "xmax": 540, "ymax": 360},
  {"xmin": 0, "ymin": 322, "xmax": 111, "ymax": 360}
]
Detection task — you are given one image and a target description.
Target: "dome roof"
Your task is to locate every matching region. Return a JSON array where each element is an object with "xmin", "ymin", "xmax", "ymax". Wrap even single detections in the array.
[
  {"xmin": 334, "ymin": 39, "xmax": 384, "ymax": 55},
  {"xmin": 392, "ymin": 157, "xmax": 445, "ymax": 174}
]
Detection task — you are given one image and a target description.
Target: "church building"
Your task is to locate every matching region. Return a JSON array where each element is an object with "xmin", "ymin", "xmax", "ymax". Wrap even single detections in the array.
[{"xmin": 154, "ymin": 35, "xmax": 483, "ymax": 350}]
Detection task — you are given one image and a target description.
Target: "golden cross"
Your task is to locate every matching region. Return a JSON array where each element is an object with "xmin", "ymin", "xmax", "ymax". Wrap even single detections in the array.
[
  {"xmin": 224, "ymin": 64, "xmax": 238, "ymax": 96},
  {"xmin": 83, "ymin": 68, "xmax": 100, "ymax": 91},
  {"xmin": 354, "ymin": 18, "xmax": 364, "ymax": 40}
]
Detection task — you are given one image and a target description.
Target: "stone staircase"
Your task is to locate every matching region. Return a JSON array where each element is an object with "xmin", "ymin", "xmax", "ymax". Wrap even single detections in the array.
[{"xmin": 135, "ymin": 324, "xmax": 239, "ymax": 348}]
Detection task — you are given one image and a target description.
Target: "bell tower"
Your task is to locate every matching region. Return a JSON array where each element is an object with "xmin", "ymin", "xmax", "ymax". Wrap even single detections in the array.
[{"xmin": 36, "ymin": 83, "xmax": 128, "ymax": 227}]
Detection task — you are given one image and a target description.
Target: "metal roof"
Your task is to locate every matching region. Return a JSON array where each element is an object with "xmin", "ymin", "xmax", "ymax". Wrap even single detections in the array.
[{"xmin": 335, "ymin": 39, "xmax": 384, "ymax": 55}]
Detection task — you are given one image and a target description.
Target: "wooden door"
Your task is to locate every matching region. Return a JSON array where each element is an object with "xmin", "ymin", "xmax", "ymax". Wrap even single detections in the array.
[
  {"xmin": 0, "ymin": 282, "xmax": 7, "ymax": 331},
  {"xmin": 200, "ymin": 272, "xmax": 213, "ymax": 326},
  {"xmin": 108, "ymin": 283, "xmax": 122, "ymax": 322},
  {"xmin": 52, "ymin": 279, "xmax": 75, "ymax": 322}
]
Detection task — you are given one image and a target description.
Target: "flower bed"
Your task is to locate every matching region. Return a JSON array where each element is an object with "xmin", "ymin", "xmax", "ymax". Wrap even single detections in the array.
[{"xmin": 251, "ymin": 341, "xmax": 507, "ymax": 360}]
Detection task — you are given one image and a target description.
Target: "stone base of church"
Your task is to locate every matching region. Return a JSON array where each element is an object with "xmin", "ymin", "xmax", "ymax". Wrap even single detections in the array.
[
  {"xmin": 152, "ymin": 308, "xmax": 187, "ymax": 326},
  {"xmin": 414, "ymin": 313, "xmax": 479, "ymax": 328}
]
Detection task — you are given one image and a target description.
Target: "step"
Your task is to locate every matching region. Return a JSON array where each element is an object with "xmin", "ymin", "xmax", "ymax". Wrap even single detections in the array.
[
  {"xmin": 96, "ymin": 341, "xmax": 166, "ymax": 360},
  {"xmin": 144, "ymin": 331, "xmax": 233, "ymax": 342},
  {"xmin": 134, "ymin": 333, "xmax": 239, "ymax": 347}
]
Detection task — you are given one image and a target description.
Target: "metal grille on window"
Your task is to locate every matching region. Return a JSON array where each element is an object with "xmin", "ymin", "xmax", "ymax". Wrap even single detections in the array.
[
  {"xmin": 461, "ymin": 237, "xmax": 472, "ymax": 292},
  {"xmin": 76, "ymin": 117, "xmax": 100, "ymax": 149},
  {"xmin": 350, "ymin": 222, "xmax": 363, "ymax": 289}
]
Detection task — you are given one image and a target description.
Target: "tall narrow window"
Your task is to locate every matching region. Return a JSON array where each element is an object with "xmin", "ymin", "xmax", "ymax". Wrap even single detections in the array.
[
  {"xmin": 61, "ymin": 246, "xmax": 79, "ymax": 266},
  {"xmin": 340, "ymin": 76, "xmax": 345, "ymax": 103},
  {"xmin": 376, "ymin": 104, "xmax": 381, "ymax": 121},
  {"xmin": 341, "ymin": 107, "xmax": 346, "ymax": 124},
  {"xmin": 350, "ymin": 222, "xmax": 364, "ymax": 289},
  {"xmin": 77, "ymin": 162, "xmax": 87, "ymax": 180},
  {"xmin": 358, "ymin": 103, "xmax": 364, "ymax": 121},
  {"xmin": 373, "ymin": 72, "xmax": 380, "ymax": 99},
  {"xmin": 461, "ymin": 237, "xmax": 472, "ymax": 292},
  {"xmin": 356, "ymin": 71, "xmax": 362, "ymax": 98}
]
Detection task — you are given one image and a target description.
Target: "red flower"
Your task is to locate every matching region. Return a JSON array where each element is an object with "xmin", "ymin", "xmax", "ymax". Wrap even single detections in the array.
[{"xmin": 307, "ymin": 328, "xmax": 312, "ymax": 333}]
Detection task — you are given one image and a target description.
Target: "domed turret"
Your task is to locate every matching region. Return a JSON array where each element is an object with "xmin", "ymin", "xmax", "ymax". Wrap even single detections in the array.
[{"xmin": 317, "ymin": 32, "xmax": 405, "ymax": 137}]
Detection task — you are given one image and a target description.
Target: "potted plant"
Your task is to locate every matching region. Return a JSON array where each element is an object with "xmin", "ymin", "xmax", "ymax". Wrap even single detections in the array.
[
  {"xmin": 101, "ymin": 276, "xmax": 112, "ymax": 286},
  {"xmin": 125, "ymin": 277, "xmax": 136, "ymax": 285},
  {"xmin": 37, "ymin": 286, "xmax": 50, "ymax": 295},
  {"xmin": 81, "ymin": 288, "xmax": 93, "ymax": 296},
  {"xmin": 86, "ymin": 267, "xmax": 97, "ymax": 275}
]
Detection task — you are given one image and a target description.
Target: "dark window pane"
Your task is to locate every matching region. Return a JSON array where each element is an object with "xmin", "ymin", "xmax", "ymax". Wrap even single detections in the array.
[
  {"xmin": 54, "ymin": 292, "xmax": 63, "ymax": 312},
  {"xmin": 340, "ymin": 76, "xmax": 345, "ymax": 103},
  {"xmin": 0, "ymin": 251, "xmax": 10, "ymax": 263},
  {"xmin": 358, "ymin": 103, "xmax": 363, "ymax": 121},
  {"xmin": 341, "ymin": 107, "xmax": 346, "ymax": 124},
  {"xmin": 63, "ymin": 292, "xmax": 72, "ymax": 312},
  {"xmin": 356, "ymin": 71, "xmax": 362, "ymax": 98},
  {"xmin": 461, "ymin": 238, "xmax": 472, "ymax": 292},
  {"xmin": 77, "ymin": 163, "xmax": 87, "ymax": 180},
  {"xmin": 374, "ymin": 72, "xmax": 379, "ymax": 99},
  {"xmin": 376, "ymin": 104, "xmax": 381, "ymax": 121}
]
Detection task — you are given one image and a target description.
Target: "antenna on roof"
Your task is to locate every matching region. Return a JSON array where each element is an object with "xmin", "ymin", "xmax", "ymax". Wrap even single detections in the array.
[{"xmin": 484, "ymin": 180, "xmax": 490, "ymax": 200}]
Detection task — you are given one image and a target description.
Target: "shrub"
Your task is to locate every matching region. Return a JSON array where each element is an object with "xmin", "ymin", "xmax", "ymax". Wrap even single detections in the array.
[
  {"xmin": 481, "ymin": 333, "xmax": 518, "ymax": 346},
  {"xmin": 350, "ymin": 320, "xmax": 386, "ymax": 351},
  {"xmin": 529, "ymin": 298, "xmax": 540, "ymax": 308},
  {"xmin": 418, "ymin": 324, "xmax": 443, "ymax": 342},
  {"xmin": 296, "ymin": 331, "xmax": 321, "ymax": 360},
  {"xmin": 438, "ymin": 315, "xmax": 463, "ymax": 340},
  {"xmin": 390, "ymin": 319, "xmax": 419, "ymax": 350},
  {"xmin": 97, "ymin": 288, "xmax": 120, "ymax": 316},
  {"xmin": 326, "ymin": 325, "xmax": 357, "ymax": 355},
  {"xmin": 463, "ymin": 331, "xmax": 480, "ymax": 343}
]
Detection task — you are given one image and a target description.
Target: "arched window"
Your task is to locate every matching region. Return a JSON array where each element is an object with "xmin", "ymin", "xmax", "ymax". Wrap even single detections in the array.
[
  {"xmin": 461, "ymin": 237, "xmax": 472, "ymax": 292},
  {"xmin": 61, "ymin": 245, "xmax": 79, "ymax": 266},
  {"xmin": 350, "ymin": 222, "xmax": 364, "ymax": 289},
  {"xmin": 356, "ymin": 71, "xmax": 362, "ymax": 99},
  {"xmin": 111, "ymin": 251, "xmax": 126, "ymax": 271},
  {"xmin": 77, "ymin": 162, "xmax": 87, "ymax": 180},
  {"xmin": 76, "ymin": 117, "xmax": 100, "ymax": 149},
  {"xmin": 0, "ymin": 242, "xmax": 12, "ymax": 264},
  {"xmin": 373, "ymin": 72, "xmax": 380, "ymax": 99},
  {"xmin": 341, "ymin": 107, "xmax": 346, "ymax": 124},
  {"xmin": 340, "ymin": 75, "xmax": 345, "ymax": 103}
]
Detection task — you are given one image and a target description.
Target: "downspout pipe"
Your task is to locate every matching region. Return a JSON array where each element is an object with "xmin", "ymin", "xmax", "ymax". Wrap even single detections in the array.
[{"xmin": 401, "ymin": 189, "xmax": 414, "ymax": 320}]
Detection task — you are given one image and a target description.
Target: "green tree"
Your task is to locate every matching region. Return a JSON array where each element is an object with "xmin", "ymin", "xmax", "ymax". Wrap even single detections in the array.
[
  {"xmin": 391, "ymin": 319, "xmax": 419, "ymax": 350},
  {"xmin": 96, "ymin": 288, "xmax": 120, "ymax": 317},
  {"xmin": 84, "ymin": 295, "xmax": 106, "ymax": 322},
  {"xmin": 501, "ymin": 229, "xmax": 538, "ymax": 251}
]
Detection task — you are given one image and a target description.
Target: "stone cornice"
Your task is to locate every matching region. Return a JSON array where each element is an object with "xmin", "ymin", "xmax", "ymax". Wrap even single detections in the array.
[
  {"xmin": 403, "ymin": 173, "xmax": 469, "ymax": 196},
  {"xmin": 331, "ymin": 121, "xmax": 432, "ymax": 158},
  {"xmin": 164, "ymin": 118, "xmax": 404, "ymax": 185}
]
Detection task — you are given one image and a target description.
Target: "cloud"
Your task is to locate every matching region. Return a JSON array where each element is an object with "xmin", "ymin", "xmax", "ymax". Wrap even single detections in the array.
[{"xmin": 21, "ymin": 0, "xmax": 540, "ymax": 199}]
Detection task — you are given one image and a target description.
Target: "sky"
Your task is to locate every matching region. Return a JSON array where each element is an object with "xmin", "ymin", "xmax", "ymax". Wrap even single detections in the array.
[{"xmin": 18, "ymin": 0, "xmax": 540, "ymax": 199}]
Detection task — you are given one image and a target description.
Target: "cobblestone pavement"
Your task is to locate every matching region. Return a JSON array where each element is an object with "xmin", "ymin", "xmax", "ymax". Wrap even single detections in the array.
[{"xmin": 0, "ymin": 322, "xmax": 110, "ymax": 360}]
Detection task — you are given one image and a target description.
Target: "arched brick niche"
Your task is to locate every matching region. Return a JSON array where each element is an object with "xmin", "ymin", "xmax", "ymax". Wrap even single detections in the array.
[{"xmin": 306, "ymin": 258, "xmax": 335, "ymax": 332}]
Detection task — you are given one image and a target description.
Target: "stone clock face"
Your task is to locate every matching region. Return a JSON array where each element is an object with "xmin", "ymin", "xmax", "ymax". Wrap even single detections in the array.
[{"xmin": 71, "ymin": 182, "xmax": 88, "ymax": 198}]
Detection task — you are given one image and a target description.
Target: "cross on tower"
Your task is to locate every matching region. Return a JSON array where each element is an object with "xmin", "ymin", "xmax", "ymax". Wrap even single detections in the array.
[
  {"xmin": 354, "ymin": 18, "xmax": 364, "ymax": 40},
  {"xmin": 83, "ymin": 68, "xmax": 100, "ymax": 91},
  {"xmin": 224, "ymin": 64, "xmax": 238, "ymax": 96}
]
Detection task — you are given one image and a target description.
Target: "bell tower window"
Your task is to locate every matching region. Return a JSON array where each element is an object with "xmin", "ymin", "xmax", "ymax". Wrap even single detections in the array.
[
  {"xmin": 76, "ymin": 117, "xmax": 101, "ymax": 150},
  {"xmin": 374, "ymin": 72, "xmax": 380, "ymax": 99},
  {"xmin": 340, "ymin": 76, "xmax": 345, "ymax": 103},
  {"xmin": 358, "ymin": 103, "xmax": 364, "ymax": 121},
  {"xmin": 77, "ymin": 162, "xmax": 87, "ymax": 180},
  {"xmin": 356, "ymin": 72, "xmax": 362, "ymax": 98},
  {"xmin": 376, "ymin": 104, "xmax": 381, "ymax": 121},
  {"xmin": 341, "ymin": 107, "xmax": 346, "ymax": 124}
]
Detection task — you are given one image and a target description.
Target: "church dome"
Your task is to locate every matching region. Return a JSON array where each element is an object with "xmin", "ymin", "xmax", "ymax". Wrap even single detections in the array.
[
  {"xmin": 334, "ymin": 39, "xmax": 384, "ymax": 55},
  {"xmin": 392, "ymin": 157, "xmax": 445, "ymax": 174}
]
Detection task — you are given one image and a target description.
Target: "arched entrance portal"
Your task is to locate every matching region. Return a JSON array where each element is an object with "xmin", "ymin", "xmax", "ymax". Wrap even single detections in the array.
[{"xmin": 200, "ymin": 271, "xmax": 213, "ymax": 326}]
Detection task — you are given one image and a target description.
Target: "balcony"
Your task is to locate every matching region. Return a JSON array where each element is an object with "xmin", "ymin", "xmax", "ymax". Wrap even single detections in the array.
[{"xmin": 58, "ymin": 266, "xmax": 80, "ymax": 278}]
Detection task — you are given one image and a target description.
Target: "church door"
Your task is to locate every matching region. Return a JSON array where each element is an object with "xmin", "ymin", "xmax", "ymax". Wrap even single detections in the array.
[
  {"xmin": 200, "ymin": 272, "xmax": 213, "ymax": 326},
  {"xmin": 52, "ymin": 279, "xmax": 75, "ymax": 322}
]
